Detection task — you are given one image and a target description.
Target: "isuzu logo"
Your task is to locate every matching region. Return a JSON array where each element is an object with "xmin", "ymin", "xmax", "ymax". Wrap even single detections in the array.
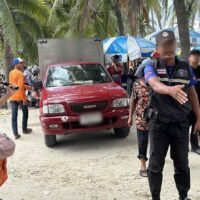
[{"xmin": 83, "ymin": 104, "xmax": 97, "ymax": 109}]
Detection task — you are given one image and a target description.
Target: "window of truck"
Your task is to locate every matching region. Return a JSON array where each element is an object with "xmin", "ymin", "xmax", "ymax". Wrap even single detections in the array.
[{"xmin": 46, "ymin": 64, "xmax": 111, "ymax": 88}]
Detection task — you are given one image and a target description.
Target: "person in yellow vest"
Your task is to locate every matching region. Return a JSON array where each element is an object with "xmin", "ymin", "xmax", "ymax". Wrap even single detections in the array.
[{"xmin": 9, "ymin": 58, "xmax": 32, "ymax": 139}]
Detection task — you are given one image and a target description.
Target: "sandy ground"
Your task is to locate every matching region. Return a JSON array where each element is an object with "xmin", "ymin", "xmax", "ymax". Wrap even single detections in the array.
[{"xmin": 0, "ymin": 108, "xmax": 200, "ymax": 200}]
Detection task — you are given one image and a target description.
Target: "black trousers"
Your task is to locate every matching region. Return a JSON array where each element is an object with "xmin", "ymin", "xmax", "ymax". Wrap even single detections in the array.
[
  {"xmin": 10, "ymin": 101, "xmax": 29, "ymax": 136},
  {"xmin": 137, "ymin": 129, "xmax": 148, "ymax": 161},
  {"xmin": 189, "ymin": 112, "xmax": 199, "ymax": 150},
  {"xmin": 147, "ymin": 119, "xmax": 190, "ymax": 200}
]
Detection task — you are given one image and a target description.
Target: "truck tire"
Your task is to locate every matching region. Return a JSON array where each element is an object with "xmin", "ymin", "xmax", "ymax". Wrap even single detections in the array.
[
  {"xmin": 114, "ymin": 126, "xmax": 130, "ymax": 138},
  {"xmin": 44, "ymin": 135, "xmax": 57, "ymax": 147}
]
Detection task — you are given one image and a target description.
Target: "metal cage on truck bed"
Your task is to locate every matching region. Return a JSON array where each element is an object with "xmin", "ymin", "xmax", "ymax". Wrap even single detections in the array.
[{"xmin": 38, "ymin": 38, "xmax": 104, "ymax": 80}]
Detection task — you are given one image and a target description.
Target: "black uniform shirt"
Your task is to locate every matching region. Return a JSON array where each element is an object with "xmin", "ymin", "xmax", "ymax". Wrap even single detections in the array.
[{"xmin": 191, "ymin": 65, "xmax": 200, "ymax": 102}]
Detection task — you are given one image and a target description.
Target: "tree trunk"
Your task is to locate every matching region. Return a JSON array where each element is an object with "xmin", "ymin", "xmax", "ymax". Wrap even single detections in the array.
[
  {"xmin": 112, "ymin": 0, "xmax": 124, "ymax": 35},
  {"xmin": 174, "ymin": 0, "xmax": 190, "ymax": 61},
  {"xmin": 3, "ymin": 41, "xmax": 13, "ymax": 81}
]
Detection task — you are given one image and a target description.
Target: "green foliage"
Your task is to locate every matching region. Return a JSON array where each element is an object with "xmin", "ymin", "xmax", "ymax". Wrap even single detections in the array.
[
  {"xmin": 0, "ymin": 0, "xmax": 17, "ymax": 52},
  {"xmin": 0, "ymin": 0, "xmax": 199, "ymax": 67},
  {"xmin": 0, "ymin": 0, "xmax": 50, "ymax": 65}
]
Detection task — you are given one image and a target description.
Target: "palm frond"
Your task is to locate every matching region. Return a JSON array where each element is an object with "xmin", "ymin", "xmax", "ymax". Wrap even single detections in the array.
[
  {"xmin": 0, "ymin": 0, "xmax": 17, "ymax": 52},
  {"xmin": 49, "ymin": 0, "xmax": 64, "ymax": 22},
  {"xmin": 12, "ymin": 10, "xmax": 44, "ymax": 39},
  {"xmin": 17, "ymin": 25, "xmax": 37, "ymax": 63},
  {"xmin": 68, "ymin": 0, "xmax": 81, "ymax": 34},
  {"xmin": 79, "ymin": 0, "xmax": 94, "ymax": 36},
  {"xmin": 7, "ymin": 0, "xmax": 49, "ymax": 22},
  {"xmin": 53, "ymin": 23, "xmax": 69, "ymax": 38}
]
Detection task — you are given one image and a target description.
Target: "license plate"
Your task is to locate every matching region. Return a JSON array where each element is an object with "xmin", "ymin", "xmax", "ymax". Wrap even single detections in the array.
[{"xmin": 80, "ymin": 112, "xmax": 102, "ymax": 125}]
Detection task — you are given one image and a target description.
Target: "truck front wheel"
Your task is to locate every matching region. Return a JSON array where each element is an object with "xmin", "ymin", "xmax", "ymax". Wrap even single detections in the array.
[
  {"xmin": 114, "ymin": 127, "xmax": 130, "ymax": 138},
  {"xmin": 44, "ymin": 135, "xmax": 57, "ymax": 147}
]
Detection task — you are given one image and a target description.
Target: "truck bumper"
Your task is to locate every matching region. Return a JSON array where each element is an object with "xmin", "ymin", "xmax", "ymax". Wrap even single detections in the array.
[{"xmin": 40, "ymin": 109, "xmax": 129, "ymax": 135}]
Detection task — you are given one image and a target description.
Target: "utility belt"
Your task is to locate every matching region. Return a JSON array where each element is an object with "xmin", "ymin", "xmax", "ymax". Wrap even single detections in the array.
[{"xmin": 144, "ymin": 107, "xmax": 188, "ymax": 123}]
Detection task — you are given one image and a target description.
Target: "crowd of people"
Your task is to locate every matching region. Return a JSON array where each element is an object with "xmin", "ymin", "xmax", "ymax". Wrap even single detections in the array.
[{"xmin": 0, "ymin": 30, "xmax": 200, "ymax": 200}]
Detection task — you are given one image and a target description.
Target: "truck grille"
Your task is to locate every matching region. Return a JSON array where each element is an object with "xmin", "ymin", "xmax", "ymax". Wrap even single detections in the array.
[{"xmin": 70, "ymin": 101, "xmax": 108, "ymax": 113}]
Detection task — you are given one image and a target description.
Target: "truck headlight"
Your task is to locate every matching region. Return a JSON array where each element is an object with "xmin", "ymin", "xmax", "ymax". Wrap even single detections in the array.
[
  {"xmin": 112, "ymin": 98, "xmax": 129, "ymax": 108},
  {"xmin": 43, "ymin": 104, "xmax": 65, "ymax": 114}
]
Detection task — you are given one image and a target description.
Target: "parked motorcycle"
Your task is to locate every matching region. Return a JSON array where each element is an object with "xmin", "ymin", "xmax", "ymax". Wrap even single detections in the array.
[{"xmin": 0, "ymin": 74, "xmax": 8, "ymax": 109}]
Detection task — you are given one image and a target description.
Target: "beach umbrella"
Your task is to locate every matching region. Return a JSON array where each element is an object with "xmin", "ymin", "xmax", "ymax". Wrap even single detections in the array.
[{"xmin": 103, "ymin": 36, "xmax": 156, "ymax": 62}]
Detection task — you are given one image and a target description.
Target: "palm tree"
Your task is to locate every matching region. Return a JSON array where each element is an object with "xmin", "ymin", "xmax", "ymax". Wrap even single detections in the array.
[
  {"xmin": 0, "ymin": 0, "xmax": 49, "ymax": 78},
  {"xmin": 158, "ymin": 0, "xmax": 199, "ymax": 60},
  {"xmin": 111, "ymin": 0, "xmax": 124, "ymax": 35},
  {"xmin": 117, "ymin": 0, "xmax": 162, "ymax": 36},
  {"xmin": 174, "ymin": 0, "xmax": 190, "ymax": 60},
  {"xmin": 185, "ymin": 0, "xmax": 200, "ymax": 28},
  {"xmin": 49, "ymin": 0, "xmax": 118, "ymax": 38}
]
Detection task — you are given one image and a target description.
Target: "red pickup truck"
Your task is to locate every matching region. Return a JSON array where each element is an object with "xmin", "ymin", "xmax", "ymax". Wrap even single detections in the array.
[{"xmin": 36, "ymin": 61, "xmax": 130, "ymax": 147}]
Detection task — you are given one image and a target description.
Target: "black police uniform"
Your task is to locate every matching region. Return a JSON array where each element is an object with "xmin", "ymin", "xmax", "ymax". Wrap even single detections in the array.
[
  {"xmin": 189, "ymin": 65, "xmax": 200, "ymax": 150},
  {"xmin": 146, "ymin": 59, "xmax": 192, "ymax": 199}
]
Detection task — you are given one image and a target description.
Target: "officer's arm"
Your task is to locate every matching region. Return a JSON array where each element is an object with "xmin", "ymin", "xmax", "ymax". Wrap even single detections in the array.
[
  {"xmin": 188, "ymin": 86, "xmax": 200, "ymax": 120},
  {"xmin": 147, "ymin": 77, "xmax": 188, "ymax": 105},
  {"xmin": 147, "ymin": 76, "xmax": 172, "ymax": 94}
]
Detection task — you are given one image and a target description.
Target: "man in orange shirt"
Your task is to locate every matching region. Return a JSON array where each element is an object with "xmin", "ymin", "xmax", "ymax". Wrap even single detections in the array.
[{"xmin": 9, "ymin": 58, "xmax": 32, "ymax": 139}]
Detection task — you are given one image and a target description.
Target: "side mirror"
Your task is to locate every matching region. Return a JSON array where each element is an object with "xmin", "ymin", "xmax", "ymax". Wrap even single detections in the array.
[{"xmin": 33, "ymin": 81, "xmax": 43, "ymax": 90}]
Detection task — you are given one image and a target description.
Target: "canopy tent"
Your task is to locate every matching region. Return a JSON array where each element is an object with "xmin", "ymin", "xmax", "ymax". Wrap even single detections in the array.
[
  {"xmin": 103, "ymin": 36, "xmax": 156, "ymax": 63},
  {"xmin": 145, "ymin": 26, "xmax": 200, "ymax": 45},
  {"xmin": 194, "ymin": 45, "xmax": 200, "ymax": 50}
]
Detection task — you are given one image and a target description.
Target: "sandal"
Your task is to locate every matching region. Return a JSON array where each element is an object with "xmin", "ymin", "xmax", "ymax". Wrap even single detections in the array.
[{"xmin": 139, "ymin": 170, "xmax": 148, "ymax": 177}]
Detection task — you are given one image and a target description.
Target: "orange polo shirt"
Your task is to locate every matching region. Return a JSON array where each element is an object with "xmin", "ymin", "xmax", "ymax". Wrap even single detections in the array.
[{"xmin": 9, "ymin": 69, "xmax": 26, "ymax": 101}]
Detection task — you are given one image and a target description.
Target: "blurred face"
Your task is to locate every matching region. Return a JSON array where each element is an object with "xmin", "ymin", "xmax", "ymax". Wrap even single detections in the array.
[
  {"xmin": 189, "ymin": 54, "xmax": 200, "ymax": 66},
  {"xmin": 157, "ymin": 41, "xmax": 177, "ymax": 61},
  {"xmin": 15, "ymin": 62, "xmax": 24, "ymax": 70},
  {"xmin": 113, "ymin": 59, "xmax": 119, "ymax": 64}
]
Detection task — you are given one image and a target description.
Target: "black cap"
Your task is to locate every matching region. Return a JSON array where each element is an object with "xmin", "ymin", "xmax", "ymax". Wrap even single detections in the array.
[
  {"xmin": 156, "ymin": 30, "xmax": 176, "ymax": 46},
  {"xmin": 190, "ymin": 49, "xmax": 200, "ymax": 56}
]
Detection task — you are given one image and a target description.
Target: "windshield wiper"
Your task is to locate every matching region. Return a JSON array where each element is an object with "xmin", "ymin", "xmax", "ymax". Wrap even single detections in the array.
[
  {"xmin": 69, "ymin": 83, "xmax": 82, "ymax": 85},
  {"xmin": 96, "ymin": 80, "xmax": 110, "ymax": 83},
  {"xmin": 73, "ymin": 80, "xmax": 94, "ymax": 85}
]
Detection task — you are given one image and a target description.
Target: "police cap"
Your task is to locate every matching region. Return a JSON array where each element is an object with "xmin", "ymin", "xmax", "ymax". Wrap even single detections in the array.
[
  {"xmin": 156, "ymin": 30, "xmax": 176, "ymax": 46},
  {"xmin": 190, "ymin": 49, "xmax": 200, "ymax": 56}
]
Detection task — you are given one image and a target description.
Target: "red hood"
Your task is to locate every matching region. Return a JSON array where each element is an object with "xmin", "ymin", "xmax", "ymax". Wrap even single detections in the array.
[{"xmin": 42, "ymin": 82, "xmax": 128, "ymax": 104}]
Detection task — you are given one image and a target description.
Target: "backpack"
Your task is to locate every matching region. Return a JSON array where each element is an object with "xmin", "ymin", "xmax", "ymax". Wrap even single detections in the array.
[{"xmin": 0, "ymin": 133, "xmax": 16, "ymax": 160}]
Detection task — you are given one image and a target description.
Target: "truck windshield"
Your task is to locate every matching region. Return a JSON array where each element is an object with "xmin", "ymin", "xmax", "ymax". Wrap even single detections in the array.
[{"xmin": 46, "ymin": 64, "xmax": 111, "ymax": 88}]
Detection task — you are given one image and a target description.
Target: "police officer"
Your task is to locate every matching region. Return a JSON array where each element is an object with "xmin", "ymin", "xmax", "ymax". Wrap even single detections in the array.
[
  {"xmin": 189, "ymin": 49, "xmax": 200, "ymax": 154},
  {"xmin": 143, "ymin": 31, "xmax": 200, "ymax": 200}
]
